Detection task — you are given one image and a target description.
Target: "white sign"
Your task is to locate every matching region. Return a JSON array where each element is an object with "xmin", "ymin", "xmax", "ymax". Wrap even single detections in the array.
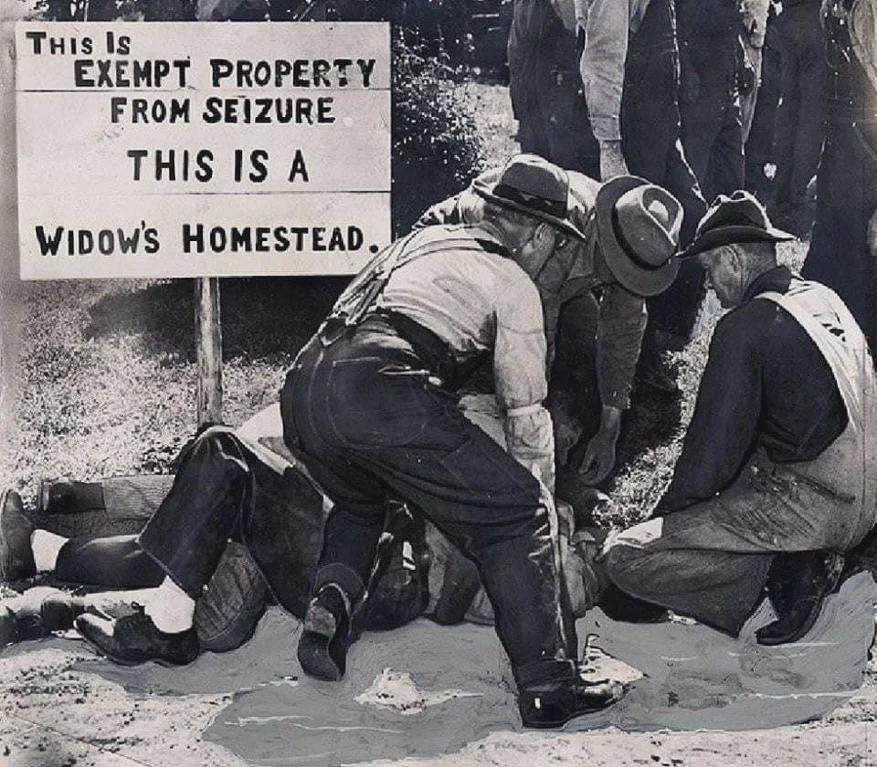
[{"xmin": 15, "ymin": 21, "xmax": 391, "ymax": 280}]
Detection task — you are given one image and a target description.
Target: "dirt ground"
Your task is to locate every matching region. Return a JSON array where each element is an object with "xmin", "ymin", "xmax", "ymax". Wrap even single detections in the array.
[{"xmin": 1, "ymin": 608, "xmax": 877, "ymax": 767}]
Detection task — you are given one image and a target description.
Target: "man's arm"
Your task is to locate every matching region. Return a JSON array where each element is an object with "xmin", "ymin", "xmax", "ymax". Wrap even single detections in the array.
[
  {"xmin": 413, "ymin": 168, "xmax": 502, "ymax": 230},
  {"xmin": 493, "ymin": 265, "xmax": 556, "ymax": 494},
  {"xmin": 851, "ymin": 0, "xmax": 877, "ymax": 96},
  {"xmin": 579, "ymin": 0, "xmax": 631, "ymax": 179},
  {"xmin": 577, "ymin": 283, "xmax": 646, "ymax": 483},
  {"xmin": 657, "ymin": 312, "xmax": 762, "ymax": 513}
]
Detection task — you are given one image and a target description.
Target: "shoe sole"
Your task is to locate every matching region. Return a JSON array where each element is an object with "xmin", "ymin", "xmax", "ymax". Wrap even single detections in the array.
[
  {"xmin": 298, "ymin": 604, "xmax": 344, "ymax": 681},
  {"xmin": 757, "ymin": 554, "xmax": 846, "ymax": 646}
]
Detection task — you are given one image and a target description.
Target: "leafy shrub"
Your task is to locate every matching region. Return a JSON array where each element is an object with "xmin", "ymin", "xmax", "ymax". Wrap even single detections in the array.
[{"xmin": 391, "ymin": 28, "xmax": 489, "ymax": 234}]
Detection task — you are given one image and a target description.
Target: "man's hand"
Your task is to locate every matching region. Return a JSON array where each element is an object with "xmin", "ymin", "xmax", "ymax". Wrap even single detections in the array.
[
  {"xmin": 737, "ymin": 37, "xmax": 757, "ymax": 95},
  {"xmin": 599, "ymin": 139, "xmax": 629, "ymax": 181},
  {"xmin": 578, "ymin": 406, "xmax": 622, "ymax": 484}
]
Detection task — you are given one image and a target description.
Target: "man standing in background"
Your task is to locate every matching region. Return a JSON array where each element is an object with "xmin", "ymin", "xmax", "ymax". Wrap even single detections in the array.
[
  {"xmin": 676, "ymin": 0, "xmax": 746, "ymax": 203},
  {"xmin": 740, "ymin": 0, "xmax": 772, "ymax": 142},
  {"xmin": 770, "ymin": 0, "xmax": 828, "ymax": 237},
  {"xmin": 802, "ymin": 0, "xmax": 877, "ymax": 350},
  {"xmin": 506, "ymin": 0, "xmax": 593, "ymax": 175}
]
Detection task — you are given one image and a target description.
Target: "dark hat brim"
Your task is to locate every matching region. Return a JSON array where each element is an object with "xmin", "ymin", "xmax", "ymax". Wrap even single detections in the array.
[
  {"xmin": 472, "ymin": 179, "xmax": 589, "ymax": 242},
  {"xmin": 595, "ymin": 175, "xmax": 680, "ymax": 298},
  {"xmin": 679, "ymin": 223, "xmax": 796, "ymax": 258}
]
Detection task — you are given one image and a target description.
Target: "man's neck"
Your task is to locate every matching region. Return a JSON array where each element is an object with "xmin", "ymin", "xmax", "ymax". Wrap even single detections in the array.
[
  {"xmin": 741, "ymin": 264, "xmax": 790, "ymax": 303},
  {"xmin": 476, "ymin": 219, "xmax": 517, "ymax": 253}
]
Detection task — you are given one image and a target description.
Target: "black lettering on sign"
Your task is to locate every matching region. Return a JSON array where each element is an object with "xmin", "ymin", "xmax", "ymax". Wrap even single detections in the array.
[
  {"xmin": 287, "ymin": 150, "xmax": 309, "ymax": 182},
  {"xmin": 34, "ymin": 223, "xmax": 161, "ymax": 256}
]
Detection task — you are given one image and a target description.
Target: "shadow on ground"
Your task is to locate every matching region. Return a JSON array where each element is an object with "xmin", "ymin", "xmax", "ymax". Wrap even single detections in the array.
[{"xmin": 85, "ymin": 277, "xmax": 349, "ymax": 363}]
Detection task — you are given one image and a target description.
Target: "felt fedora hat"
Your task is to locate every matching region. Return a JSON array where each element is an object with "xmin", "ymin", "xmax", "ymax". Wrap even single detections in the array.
[
  {"xmin": 680, "ymin": 190, "xmax": 795, "ymax": 258},
  {"xmin": 472, "ymin": 154, "xmax": 589, "ymax": 241},
  {"xmin": 595, "ymin": 176, "xmax": 684, "ymax": 297}
]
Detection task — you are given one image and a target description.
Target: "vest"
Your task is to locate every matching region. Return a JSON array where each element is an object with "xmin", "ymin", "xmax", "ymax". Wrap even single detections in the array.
[{"xmin": 758, "ymin": 281, "xmax": 877, "ymax": 549}]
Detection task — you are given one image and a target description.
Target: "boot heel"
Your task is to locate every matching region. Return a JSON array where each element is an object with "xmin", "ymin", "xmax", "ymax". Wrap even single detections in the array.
[{"xmin": 297, "ymin": 585, "xmax": 351, "ymax": 681}]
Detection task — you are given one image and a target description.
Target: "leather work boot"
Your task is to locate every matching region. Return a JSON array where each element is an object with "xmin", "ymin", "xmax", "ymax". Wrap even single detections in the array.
[
  {"xmin": 756, "ymin": 551, "xmax": 845, "ymax": 646},
  {"xmin": 517, "ymin": 661, "xmax": 625, "ymax": 729},
  {"xmin": 75, "ymin": 606, "xmax": 199, "ymax": 667},
  {"xmin": 297, "ymin": 583, "xmax": 352, "ymax": 681},
  {"xmin": 0, "ymin": 490, "xmax": 36, "ymax": 583}
]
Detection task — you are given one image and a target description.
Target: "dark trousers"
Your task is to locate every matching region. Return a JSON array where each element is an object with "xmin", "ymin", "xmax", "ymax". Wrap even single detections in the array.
[
  {"xmin": 280, "ymin": 316, "xmax": 574, "ymax": 683},
  {"xmin": 508, "ymin": 0, "xmax": 596, "ymax": 176},
  {"xmin": 803, "ymin": 115, "xmax": 877, "ymax": 350},
  {"xmin": 51, "ymin": 426, "xmax": 322, "ymax": 614},
  {"xmin": 744, "ymin": 34, "xmax": 781, "ymax": 200},
  {"xmin": 619, "ymin": 0, "xmax": 708, "ymax": 342},
  {"xmin": 52, "ymin": 428, "xmax": 321, "ymax": 612},
  {"xmin": 771, "ymin": 3, "xmax": 827, "ymax": 220},
  {"xmin": 55, "ymin": 533, "xmax": 162, "ymax": 588},
  {"xmin": 680, "ymin": 93, "xmax": 745, "ymax": 204}
]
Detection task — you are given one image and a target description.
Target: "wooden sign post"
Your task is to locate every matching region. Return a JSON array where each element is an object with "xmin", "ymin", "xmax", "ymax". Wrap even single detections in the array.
[{"xmin": 195, "ymin": 277, "xmax": 223, "ymax": 425}]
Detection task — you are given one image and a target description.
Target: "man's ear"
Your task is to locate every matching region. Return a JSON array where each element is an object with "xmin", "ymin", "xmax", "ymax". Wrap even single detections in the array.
[{"xmin": 533, "ymin": 222, "xmax": 557, "ymax": 250}]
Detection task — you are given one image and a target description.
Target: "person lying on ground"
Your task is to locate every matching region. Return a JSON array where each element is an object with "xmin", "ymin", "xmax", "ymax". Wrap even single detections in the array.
[{"xmin": 0, "ymin": 155, "xmax": 684, "ymax": 730}]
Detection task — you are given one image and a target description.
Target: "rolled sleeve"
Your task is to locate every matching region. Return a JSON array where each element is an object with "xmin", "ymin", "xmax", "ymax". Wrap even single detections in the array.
[
  {"xmin": 595, "ymin": 284, "xmax": 647, "ymax": 409},
  {"xmin": 580, "ymin": 0, "xmax": 631, "ymax": 141},
  {"xmin": 493, "ymin": 267, "xmax": 555, "ymax": 489},
  {"xmin": 414, "ymin": 193, "xmax": 465, "ymax": 229}
]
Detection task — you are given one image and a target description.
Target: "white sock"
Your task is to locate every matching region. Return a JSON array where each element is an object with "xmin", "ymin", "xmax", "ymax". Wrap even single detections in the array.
[
  {"xmin": 31, "ymin": 530, "xmax": 68, "ymax": 573},
  {"xmin": 143, "ymin": 576, "xmax": 195, "ymax": 634}
]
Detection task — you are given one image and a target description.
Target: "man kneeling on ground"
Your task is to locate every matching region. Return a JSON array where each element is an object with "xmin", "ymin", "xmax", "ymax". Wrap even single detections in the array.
[{"xmin": 600, "ymin": 191, "xmax": 877, "ymax": 644}]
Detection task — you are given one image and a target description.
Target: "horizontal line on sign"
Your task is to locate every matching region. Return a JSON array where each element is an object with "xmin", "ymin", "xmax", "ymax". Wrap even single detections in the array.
[
  {"xmin": 20, "ymin": 190, "xmax": 391, "ymax": 196},
  {"xmin": 17, "ymin": 88, "xmax": 390, "ymax": 93}
]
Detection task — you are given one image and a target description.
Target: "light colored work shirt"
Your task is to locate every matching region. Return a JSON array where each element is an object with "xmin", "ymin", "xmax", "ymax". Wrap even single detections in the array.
[
  {"xmin": 566, "ymin": 0, "xmax": 653, "ymax": 141},
  {"xmin": 378, "ymin": 225, "xmax": 556, "ymax": 491},
  {"xmin": 850, "ymin": 0, "xmax": 877, "ymax": 94}
]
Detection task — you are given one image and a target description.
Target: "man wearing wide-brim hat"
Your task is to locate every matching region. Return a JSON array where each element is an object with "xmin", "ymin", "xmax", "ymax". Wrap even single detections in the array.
[
  {"xmin": 418, "ymin": 155, "xmax": 684, "ymax": 490},
  {"xmin": 68, "ymin": 154, "xmax": 683, "ymax": 730},
  {"xmin": 600, "ymin": 190, "xmax": 877, "ymax": 645}
]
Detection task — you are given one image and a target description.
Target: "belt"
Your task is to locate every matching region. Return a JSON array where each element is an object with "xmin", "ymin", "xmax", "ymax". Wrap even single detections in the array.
[{"xmin": 367, "ymin": 309, "xmax": 486, "ymax": 393}]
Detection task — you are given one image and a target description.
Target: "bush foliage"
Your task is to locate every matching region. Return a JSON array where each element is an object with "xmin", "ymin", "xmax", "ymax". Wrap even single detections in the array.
[{"xmin": 391, "ymin": 29, "xmax": 488, "ymax": 233}]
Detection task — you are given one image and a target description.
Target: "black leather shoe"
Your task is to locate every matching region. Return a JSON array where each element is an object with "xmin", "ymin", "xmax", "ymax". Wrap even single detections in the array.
[
  {"xmin": 297, "ymin": 583, "xmax": 352, "ymax": 681},
  {"xmin": 0, "ymin": 490, "xmax": 35, "ymax": 583},
  {"xmin": 518, "ymin": 676, "xmax": 625, "ymax": 729},
  {"xmin": 756, "ymin": 551, "xmax": 845, "ymax": 646},
  {"xmin": 75, "ymin": 607, "xmax": 199, "ymax": 666}
]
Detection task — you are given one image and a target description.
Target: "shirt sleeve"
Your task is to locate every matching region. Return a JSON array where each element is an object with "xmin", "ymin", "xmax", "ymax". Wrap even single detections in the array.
[
  {"xmin": 658, "ymin": 311, "xmax": 762, "ymax": 512},
  {"xmin": 493, "ymin": 264, "xmax": 556, "ymax": 492},
  {"xmin": 851, "ymin": 0, "xmax": 877, "ymax": 96},
  {"xmin": 595, "ymin": 284, "xmax": 647, "ymax": 409},
  {"xmin": 579, "ymin": 0, "xmax": 631, "ymax": 141},
  {"xmin": 414, "ymin": 192, "xmax": 465, "ymax": 229}
]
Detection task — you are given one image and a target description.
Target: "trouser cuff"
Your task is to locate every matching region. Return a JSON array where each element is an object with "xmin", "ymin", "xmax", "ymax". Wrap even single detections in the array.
[
  {"xmin": 137, "ymin": 540, "xmax": 205, "ymax": 600},
  {"xmin": 313, "ymin": 563, "xmax": 364, "ymax": 600},
  {"xmin": 514, "ymin": 658, "xmax": 578, "ymax": 692}
]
